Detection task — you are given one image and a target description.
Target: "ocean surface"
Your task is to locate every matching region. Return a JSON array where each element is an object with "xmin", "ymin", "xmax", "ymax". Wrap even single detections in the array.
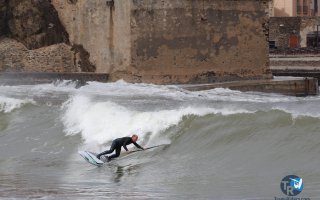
[{"xmin": 0, "ymin": 80, "xmax": 320, "ymax": 200}]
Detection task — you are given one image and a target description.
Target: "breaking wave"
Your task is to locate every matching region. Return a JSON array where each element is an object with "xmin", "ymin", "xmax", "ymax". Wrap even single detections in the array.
[
  {"xmin": 61, "ymin": 95, "xmax": 253, "ymax": 145},
  {"xmin": 0, "ymin": 96, "xmax": 35, "ymax": 113}
]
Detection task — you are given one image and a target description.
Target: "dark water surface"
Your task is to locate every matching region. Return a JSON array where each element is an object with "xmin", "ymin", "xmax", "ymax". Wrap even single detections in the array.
[{"xmin": 0, "ymin": 81, "xmax": 320, "ymax": 199}]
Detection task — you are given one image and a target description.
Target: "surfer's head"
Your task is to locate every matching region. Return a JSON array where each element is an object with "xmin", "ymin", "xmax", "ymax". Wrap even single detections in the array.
[{"xmin": 132, "ymin": 134, "xmax": 138, "ymax": 142}]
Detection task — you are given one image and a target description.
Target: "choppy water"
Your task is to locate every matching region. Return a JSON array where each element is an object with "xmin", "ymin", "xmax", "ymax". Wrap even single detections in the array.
[{"xmin": 0, "ymin": 80, "xmax": 320, "ymax": 200}]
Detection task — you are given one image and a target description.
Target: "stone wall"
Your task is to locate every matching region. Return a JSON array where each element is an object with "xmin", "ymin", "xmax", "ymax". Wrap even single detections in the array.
[
  {"xmin": 270, "ymin": 17, "xmax": 320, "ymax": 48},
  {"xmin": 128, "ymin": 0, "xmax": 271, "ymax": 83},
  {"xmin": 52, "ymin": 0, "xmax": 271, "ymax": 84},
  {"xmin": 269, "ymin": 17, "xmax": 300, "ymax": 48}
]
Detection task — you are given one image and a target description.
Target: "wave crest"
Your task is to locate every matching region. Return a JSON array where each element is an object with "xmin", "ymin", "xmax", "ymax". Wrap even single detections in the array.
[
  {"xmin": 0, "ymin": 96, "xmax": 35, "ymax": 113},
  {"xmin": 61, "ymin": 95, "xmax": 252, "ymax": 145}
]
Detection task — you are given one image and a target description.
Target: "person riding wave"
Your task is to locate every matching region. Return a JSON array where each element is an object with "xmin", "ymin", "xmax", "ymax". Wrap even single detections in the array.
[{"xmin": 97, "ymin": 134, "xmax": 144, "ymax": 162}]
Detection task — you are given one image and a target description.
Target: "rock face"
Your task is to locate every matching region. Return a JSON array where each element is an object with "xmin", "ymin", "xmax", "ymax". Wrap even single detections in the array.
[
  {"xmin": 0, "ymin": 0, "xmax": 8, "ymax": 36},
  {"xmin": 52, "ymin": 0, "xmax": 271, "ymax": 84},
  {"xmin": 0, "ymin": 38, "xmax": 76, "ymax": 72},
  {"xmin": 6, "ymin": 0, "xmax": 69, "ymax": 49},
  {"xmin": 71, "ymin": 44, "xmax": 96, "ymax": 72},
  {"xmin": 0, "ymin": 0, "xmax": 96, "ymax": 73}
]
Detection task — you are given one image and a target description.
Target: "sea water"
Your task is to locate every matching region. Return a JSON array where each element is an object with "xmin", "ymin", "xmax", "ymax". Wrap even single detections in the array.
[{"xmin": 0, "ymin": 80, "xmax": 320, "ymax": 199}]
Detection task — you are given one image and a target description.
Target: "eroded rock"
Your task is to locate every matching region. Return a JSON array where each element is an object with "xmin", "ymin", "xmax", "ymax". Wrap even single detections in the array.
[{"xmin": 7, "ymin": 0, "xmax": 69, "ymax": 49}]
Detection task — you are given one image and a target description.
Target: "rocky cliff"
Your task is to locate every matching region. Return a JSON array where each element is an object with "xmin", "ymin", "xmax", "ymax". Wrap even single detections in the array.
[
  {"xmin": 0, "ymin": 0, "xmax": 8, "ymax": 36},
  {"xmin": 0, "ymin": 38, "xmax": 75, "ymax": 72},
  {"xmin": 0, "ymin": 0, "xmax": 95, "ymax": 73},
  {"xmin": 4, "ymin": 0, "xmax": 68, "ymax": 49}
]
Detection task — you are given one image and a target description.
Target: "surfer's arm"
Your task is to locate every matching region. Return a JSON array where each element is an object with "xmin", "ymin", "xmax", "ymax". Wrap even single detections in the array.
[
  {"xmin": 123, "ymin": 145, "xmax": 129, "ymax": 151},
  {"xmin": 133, "ymin": 142, "xmax": 144, "ymax": 150}
]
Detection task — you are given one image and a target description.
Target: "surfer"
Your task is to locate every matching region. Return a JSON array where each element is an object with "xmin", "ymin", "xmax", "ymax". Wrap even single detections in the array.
[{"xmin": 97, "ymin": 134, "xmax": 144, "ymax": 162}]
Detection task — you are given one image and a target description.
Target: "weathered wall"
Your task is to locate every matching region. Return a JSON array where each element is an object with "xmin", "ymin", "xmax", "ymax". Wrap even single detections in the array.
[
  {"xmin": 270, "ymin": 17, "xmax": 320, "ymax": 48},
  {"xmin": 52, "ymin": 0, "xmax": 131, "ymax": 73},
  {"xmin": 128, "ymin": 0, "xmax": 271, "ymax": 83},
  {"xmin": 52, "ymin": 0, "xmax": 271, "ymax": 84}
]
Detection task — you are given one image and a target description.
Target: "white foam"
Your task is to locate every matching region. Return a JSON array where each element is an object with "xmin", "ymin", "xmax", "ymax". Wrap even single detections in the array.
[
  {"xmin": 31, "ymin": 80, "xmax": 79, "ymax": 94},
  {"xmin": 79, "ymin": 81, "xmax": 305, "ymax": 103},
  {"xmin": 194, "ymin": 88, "xmax": 297, "ymax": 103},
  {"xmin": 77, "ymin": 80, "xmax": 195, "ymax": 101},
  {"xmin": 272, "ymin": 105, "xmax": 320, "ymax": 119},
  {"xmin": 1, "ymin": 80, "xmax": 308, "ymax": 104},
  {"xmin": 0, "ymin": 81, "xmax": 78, "ymax": 104},
  {"xmin": 62, "ymin": 95, "xmax": 252, "ymax": 145},
  {"xmin": 0, "ymin": 96, "xmax": 35, "ymax": 113}
]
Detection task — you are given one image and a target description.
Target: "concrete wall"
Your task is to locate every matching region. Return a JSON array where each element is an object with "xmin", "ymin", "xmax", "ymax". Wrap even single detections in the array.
[
  {"xmin": 52, "ymin": 0, "xmax": 271, "ymax": 84},
  {"xmin": 52, "ymin": 0, "xmax": 131, "ymax": 73},
  {"xmin": 183, "ymin": 77, "xmax": 319, "ymax": 96},
  {"xmin": 127, "ymin": 0, "xmax": 270, "ymax": 83}
]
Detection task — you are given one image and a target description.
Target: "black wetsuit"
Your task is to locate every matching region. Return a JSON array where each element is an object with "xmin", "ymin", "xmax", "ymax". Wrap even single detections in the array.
[{"xmin": 97, "ymin": 137, "xmax": 143, "ymax": 160}]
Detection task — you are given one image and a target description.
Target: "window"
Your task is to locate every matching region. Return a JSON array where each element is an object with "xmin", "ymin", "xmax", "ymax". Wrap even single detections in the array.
[{"xmin": 297, "ymin": 0, "xmax": 302, "ymax": 15}]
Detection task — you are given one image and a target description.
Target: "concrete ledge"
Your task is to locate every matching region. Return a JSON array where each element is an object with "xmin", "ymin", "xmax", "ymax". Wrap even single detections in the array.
[
  {"xmin": 181, "ymin": 77, "xmax": 319, "ymax": 97},
  {"xmin": 0, "ymin": 72, "xmax": 318, "ymax": 97},
  {"xmin": 272, "ymin": 69, "xmax": 320, "ymax": 84},
  {"xmin": 0, "ymin": 72, "xmax": 109, "ymax": 85}
]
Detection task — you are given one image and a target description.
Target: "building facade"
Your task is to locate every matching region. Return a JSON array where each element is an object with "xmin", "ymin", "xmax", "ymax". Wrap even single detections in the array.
[
  {"xmin": 269, "ymin": 17, "xmax": 320, "ymax": 48},
  {"xmin": 272, "ymin": 0, "xmax": 320, "ymax": 17}
]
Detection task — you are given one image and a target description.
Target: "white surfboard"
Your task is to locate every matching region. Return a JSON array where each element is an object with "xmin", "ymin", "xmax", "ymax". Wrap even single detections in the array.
[{"xmin": 79, "ymin": 151, "xmax": 104, "ymax": 166}]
